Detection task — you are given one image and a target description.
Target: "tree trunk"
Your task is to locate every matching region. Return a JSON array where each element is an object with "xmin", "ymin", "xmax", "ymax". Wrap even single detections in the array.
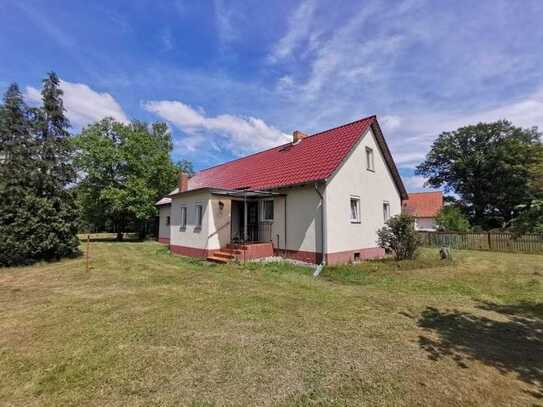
[{"xmin": 116, "ymin": 232, "xmax": 123, "ymax": 241}]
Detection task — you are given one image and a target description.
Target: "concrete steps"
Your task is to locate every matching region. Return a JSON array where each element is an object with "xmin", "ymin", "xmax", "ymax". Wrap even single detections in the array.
[{"xmin": 206, "ymin": 247, "xmax": 242, "ymax": 263}]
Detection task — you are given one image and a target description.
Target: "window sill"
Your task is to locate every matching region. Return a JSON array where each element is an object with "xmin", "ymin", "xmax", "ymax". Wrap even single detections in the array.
[
  {"xmin": 366, "ymin": 168, "xmax": 375, "ymax": 173},
  {"xmin": 261, "ymin": 220, "xmax": 274, "ymax": 223}
]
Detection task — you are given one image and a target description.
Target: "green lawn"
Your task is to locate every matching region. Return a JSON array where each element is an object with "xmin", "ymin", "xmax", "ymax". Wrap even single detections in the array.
[{"xmin": 1, "ymin": 242, "xmax": 542, "ymax": 406}]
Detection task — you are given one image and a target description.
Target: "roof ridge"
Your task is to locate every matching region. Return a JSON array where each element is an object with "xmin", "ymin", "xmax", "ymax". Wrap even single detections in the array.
[
  {"xmin": 194, "ymin": 115, "xmax": 376, "ymax": 175},
  {"xmin": 306, "ymin": 114, "xmax": 375, "ymax": 139}
]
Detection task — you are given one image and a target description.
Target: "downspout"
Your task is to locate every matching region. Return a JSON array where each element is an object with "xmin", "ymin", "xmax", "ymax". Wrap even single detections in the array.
[
  {"xmin": 284, "ymin": 194, "xmax": 288, "ymax": 258},
  {"xmin": 313, "ymin": 182, "xmax": 326, "ymax": 277}
]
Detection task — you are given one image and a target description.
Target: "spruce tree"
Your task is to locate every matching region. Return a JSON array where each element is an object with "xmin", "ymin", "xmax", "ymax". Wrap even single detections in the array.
[
  {"xmin": 0, "ymin": 84, "xmax": 40, "ymax": 265},
  {"xmin": 32, "ymin": 72, "xmax": 80, "ymax": 260},
  {"xmin": 0, "ymin": 73, "xmax": 80, "ymax": 266}
]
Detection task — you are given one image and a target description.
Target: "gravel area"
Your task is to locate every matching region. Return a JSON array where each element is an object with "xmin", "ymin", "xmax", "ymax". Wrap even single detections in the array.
[{"xmin": 248, "ymin": 256, "xmax": 316, "ymax": 268}]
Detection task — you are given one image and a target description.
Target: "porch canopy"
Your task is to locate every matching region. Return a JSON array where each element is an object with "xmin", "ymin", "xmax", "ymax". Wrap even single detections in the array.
[
  {"xmin": 209, "ymin": 188, "xmax": 285, "ymax": 243},
  {"xmin": 209, "ymin": 188, "xmax": 285, "ymax": 199}
]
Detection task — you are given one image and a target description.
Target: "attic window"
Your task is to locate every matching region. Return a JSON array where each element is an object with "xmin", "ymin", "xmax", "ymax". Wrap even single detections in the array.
[{"xmin": 366, "ymin": 147, "xmax": 375, "ymax": 172}]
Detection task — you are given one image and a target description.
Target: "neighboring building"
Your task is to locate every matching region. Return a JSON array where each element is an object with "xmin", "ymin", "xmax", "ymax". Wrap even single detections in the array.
[
  {"xmin": 402, "ymin": 192, "xmax": 444, "ymax": 231},
  {"xmin": 156, "ymin": 115, "xmax": 407, "ymax": 265}
]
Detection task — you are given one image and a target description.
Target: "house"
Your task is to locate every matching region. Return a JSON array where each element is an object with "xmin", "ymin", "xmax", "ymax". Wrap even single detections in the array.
[
  {"xmin": 156, "ymin": 115, "xmax": 407, "ymax": 265},
  {"xmin": 402, "ymin": 191, "xmax": 443, "ymax": 231}
]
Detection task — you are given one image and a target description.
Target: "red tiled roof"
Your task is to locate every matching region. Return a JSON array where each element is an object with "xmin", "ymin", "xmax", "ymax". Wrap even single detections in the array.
[
  {"xmin": 402, "ymin": 192, "xmax": 443, "ymax": 218},
  {"xmin": 185, "ymin": 115, "xmax": 405, "ymax": 196}
]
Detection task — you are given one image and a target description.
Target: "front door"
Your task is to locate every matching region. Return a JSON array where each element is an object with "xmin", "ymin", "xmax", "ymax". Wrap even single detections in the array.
[
  {"xmin": 247, "ymin": 202, "xmax": 259, "ymax": 241},
  {"xmin": 239, "ymin": 201, "xmax": 259, "ymax": 242}
]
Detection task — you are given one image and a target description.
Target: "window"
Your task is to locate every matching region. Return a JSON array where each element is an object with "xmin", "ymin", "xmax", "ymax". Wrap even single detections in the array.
[
  {"xmin": 262, "ymin": 200, "xmax": 274, "ymax": 221},
  {"xmin": 366, "ymin": 147, "xmax": 375, "ymax": 171},
  {"xmin": 166, "ymin": 215, "xmax": 171, "ymax": 226},
  {"xmin": 180, "ymin": 206, "xmax": 187, "ymax": 229},
  {"xmin": 350, "ymin": 197, "xmax": 361, "ymax": 223},
  {"xmin": 195, "ymin": 204, "xmax": 203, "ymax": 228},
  {"xmin": 383, "ymin": 202, "xmax": 390, "ymax": 222}
]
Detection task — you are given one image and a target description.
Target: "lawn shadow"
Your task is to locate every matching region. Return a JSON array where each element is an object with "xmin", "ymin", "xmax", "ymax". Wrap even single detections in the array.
[{"xmin": 417, "ymin": 302, "xmax": 543, "ymax": 398}]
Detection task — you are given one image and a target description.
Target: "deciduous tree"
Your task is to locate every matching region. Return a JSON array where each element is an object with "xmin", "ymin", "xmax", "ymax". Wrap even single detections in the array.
[
  {"xmin": 74, "ymin": 118, "xmax": 181, "ymax": 240},
  {"xmin": 416, "ymin": 121, "xmax": 541, "ymax": 229}
]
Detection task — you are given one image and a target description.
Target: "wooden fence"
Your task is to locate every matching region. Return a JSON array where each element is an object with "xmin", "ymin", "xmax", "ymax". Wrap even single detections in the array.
[{"xmin": 418, "ymin": 231, "xmax": 543, "ymax": 254}]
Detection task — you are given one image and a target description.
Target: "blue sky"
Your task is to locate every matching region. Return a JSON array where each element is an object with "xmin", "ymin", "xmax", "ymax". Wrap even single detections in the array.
[{"xmin": 2, "ymin": 0, "xmax": 543, "ymax": 191}]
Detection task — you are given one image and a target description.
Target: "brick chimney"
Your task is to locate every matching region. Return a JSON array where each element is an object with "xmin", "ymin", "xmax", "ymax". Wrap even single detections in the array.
[
  {"xmin": 178, "ymin": 172, "xmax": 189, "ymax": 192},
  {"xmin": 293, "ymin": 130, "xmax": 307, "ymax": 144}
]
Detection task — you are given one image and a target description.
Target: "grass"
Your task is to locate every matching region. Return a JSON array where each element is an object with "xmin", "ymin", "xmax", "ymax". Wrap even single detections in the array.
[{"xmin": 0, "ymin": 242, "xmax": 542, "ymax": 406}]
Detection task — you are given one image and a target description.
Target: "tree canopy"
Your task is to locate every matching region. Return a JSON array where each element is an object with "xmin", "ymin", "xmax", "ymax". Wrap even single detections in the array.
[
  {"xmin": 416, "ymin": 120, "xmax": 542, "ymax": 229},
  {"xmin": 74, "ymin": 118, "xmax": 181, "ymax": 239}
]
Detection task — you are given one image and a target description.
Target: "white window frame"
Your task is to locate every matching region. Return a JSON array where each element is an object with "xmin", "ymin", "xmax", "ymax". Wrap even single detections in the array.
[
  {"xmin": 383, "ymin": 201, "xmax": 390, "ymax": 222},
  {"xmin": 180, "ymin": 206, "xmax": 187, "ymax": 229},
  {"xmin": 195, "ymin": 204, "xmax": 203, "ymax": 228},
  {"xmin": 366, "ymin": 147, "xmax": 375, "ymax": 172},
  {"xmin": 261, "ymin": 199, "xmax": 274, "ymax": 222},
  {"xmin": 350, "ymin": 196, "xmax": 361, "ymax": 223}
]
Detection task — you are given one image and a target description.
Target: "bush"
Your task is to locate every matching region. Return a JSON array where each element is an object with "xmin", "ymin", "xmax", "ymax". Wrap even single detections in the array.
[
  {"xmin": 377, "ymin": 214, "xmax": 421, "ymax": 260},
  {"xmin": 436, "ymin": 206, "xmax": 471, "ymax": 232},
  {"xmin": 0, "ymin": 194, "xmax": 80, "ymax": 267}
]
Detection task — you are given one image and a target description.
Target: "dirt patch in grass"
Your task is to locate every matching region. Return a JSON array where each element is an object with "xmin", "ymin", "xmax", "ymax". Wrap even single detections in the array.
[{"xmin": 0, "ymin": 244, "xmax": 542, "ymax": 405}]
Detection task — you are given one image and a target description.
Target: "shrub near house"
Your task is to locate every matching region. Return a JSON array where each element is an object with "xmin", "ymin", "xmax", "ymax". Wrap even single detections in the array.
[{"xmin": 377, "ymin": 214, "xmax": 421, "ymax": 260}]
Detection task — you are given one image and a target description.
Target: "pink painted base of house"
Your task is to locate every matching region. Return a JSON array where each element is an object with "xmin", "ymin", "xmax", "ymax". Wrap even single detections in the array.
[
  {"xmin": 158, "ymin": 237, "xmax": 170, "ymax": 244},
  {"xmin": 276, "ymin": 247, "xmax": 385, "ymax": 265},
  {"xmin": 168, "ymin": 242, "xmax": 384, "ymax": 265},
  {"xmin": 170, "ymin": 244, "xmax": 217, "ymax": 258},
  {"xmin": 325, "ymin": 247, "xmax": 385, "ymax": 265}
]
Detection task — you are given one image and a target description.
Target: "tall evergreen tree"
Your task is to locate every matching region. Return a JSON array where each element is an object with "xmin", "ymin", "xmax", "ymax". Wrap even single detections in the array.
[
  {"xmin": 0, "ymin": 73, "xmax": 80, "ymax": 266},
  {"xmin": 32, "ymin": 72, "xmax": 80, "ymax": 259},
  {"xmin": 0, "ymin": 84, "xmax": 40, "ymax": 265},
  {"xmin": 35, "ymin": 72, "xmax": 76, "ymax": 194}
]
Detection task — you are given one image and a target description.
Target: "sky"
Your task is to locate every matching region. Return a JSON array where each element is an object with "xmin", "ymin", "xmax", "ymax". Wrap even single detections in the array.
[{"xmin": 2, "ymin": 0, "xmax": 543, "ymax": 192}]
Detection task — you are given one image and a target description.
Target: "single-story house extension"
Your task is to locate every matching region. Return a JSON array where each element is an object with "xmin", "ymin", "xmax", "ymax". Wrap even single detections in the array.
[
  {"xmin": 156, "ymin": 115, "xmax": 407, "ymax": 265},
  {"xmin": 402, "ymin": 191, "xmax": 443, "ymax": 231}
]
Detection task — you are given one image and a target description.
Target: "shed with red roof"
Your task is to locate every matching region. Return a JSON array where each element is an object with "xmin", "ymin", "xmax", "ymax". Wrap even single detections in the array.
[{"xmin": 402, "ymin": 192, "xmax": 443, "ymax": 231}]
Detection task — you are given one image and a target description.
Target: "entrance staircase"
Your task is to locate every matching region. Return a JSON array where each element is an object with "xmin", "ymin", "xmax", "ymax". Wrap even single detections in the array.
[{"xmin": 206, "ymin": 245, "xmax": 244, "ymax": 264}]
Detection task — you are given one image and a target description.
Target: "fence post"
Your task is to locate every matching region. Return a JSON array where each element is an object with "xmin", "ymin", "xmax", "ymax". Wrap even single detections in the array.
[
  {"xmin": 487, "ymin": 232, "xmax": 491, "ymax": 250},
  {"xmin": 86, "ymin": 234, "xmax": 90, "ymax": 272}
]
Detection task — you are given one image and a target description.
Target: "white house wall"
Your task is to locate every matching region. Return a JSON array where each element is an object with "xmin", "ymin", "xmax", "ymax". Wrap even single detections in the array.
[
  {"xmin": 325, "ymin": 127, "xmax": 402, "ymax": 253},
  {"xmin": 170, "ymin": 190, "xmax": 218, "ymax": 251},
  {"xmin": 274, "ymin": 185, "xmax": 322, "ymax": 254},
  {"xmin": 208, "ymin": 197, "xmax": 232, "ymax": 249},
  {"xmin": 415, "ymin": 217, "xmax": 437, "ymax": 231},
  {"xmin": 158, "ymin": 206, "xmax": 171, "ymax": 242}
]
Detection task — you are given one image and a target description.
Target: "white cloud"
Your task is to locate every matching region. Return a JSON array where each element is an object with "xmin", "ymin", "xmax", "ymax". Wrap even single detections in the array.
[
  {"xmin": 380, "ymin": 115, "xmax": 402, "ymax": 131},
  {"xmin": 160, "ymin": 28, "xmax": 174, "ymax": 52},
  {"xmin": 24, "ymin": 80, "xmax": 129, "ymax": 128},
  {"xmin": 143, "ymin": 100, "xmax": 290, "ymax": 155},
  {"xmin": 268, "ymin": 0, "xmax": 316, "ymax": 62},
  {"xmin": 386, "ymin": 87, "xmax": 543, "ymax": 171},
  {"xmin": 213, "ymin": 0, "xmax": 240, "ymax": 46},
  {"xmin": 402, "ymin": 175, "xmax": 433, "ymax": 192}
]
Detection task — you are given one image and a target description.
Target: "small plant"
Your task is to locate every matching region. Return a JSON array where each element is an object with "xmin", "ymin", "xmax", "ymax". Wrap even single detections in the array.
[{"xmin": 377, "ymin": 214, "xmax": 421, "ymax": 260}]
